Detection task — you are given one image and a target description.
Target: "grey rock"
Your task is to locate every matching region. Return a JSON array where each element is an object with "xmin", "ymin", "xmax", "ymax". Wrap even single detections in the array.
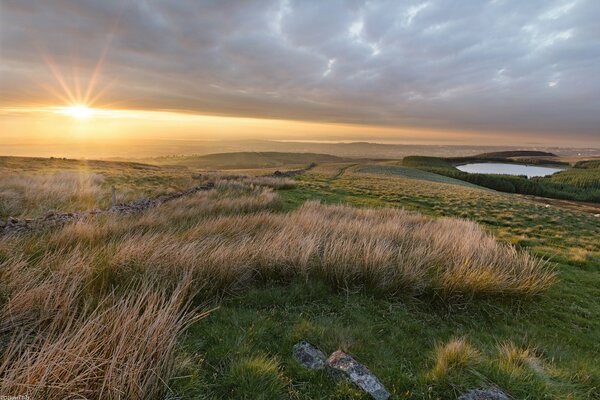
[
  {"xmin": 326, "ymin": 350, "xmax": 390, "ymax": 400},
  {"xmin": 458, "ymin": 388, "xmax": 510, "ymax": 400},
  {"xmin": 293, "ymin": 341, "xmax": 326, "ymax": 370}
]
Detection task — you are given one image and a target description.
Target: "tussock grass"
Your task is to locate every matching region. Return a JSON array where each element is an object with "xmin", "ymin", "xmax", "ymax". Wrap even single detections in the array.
[
  {"xmin": 0, "ymin": 178, "xmax": 554, "ymax": 398},
  {"xmin": 497, "ymin": 341, "xmax": 544, "ymax": 380},
  {"xmin": 242, "ymin": 176, "xmax": 296, "ymax": 189},
  {"xmin": 498, "ymin": 341, "xmax": 538, "ymax": 369},
  {"xmin": 0, "ymin": 171, "xmax": 105, "ymax": 218},
  {"xmin": 223, "ymin": 354, "xmax": 288, "ymax": 399},
  {"xmin": 429, "ymin": 337, "xmax": 480, "ymax": 381},
  {"xmin": 123, "ymin": 200, "xmax": 552, "ymax": 297},
  {"xmin": 0, "ymin": 269, "xmax": 204, "ymax": 399}
]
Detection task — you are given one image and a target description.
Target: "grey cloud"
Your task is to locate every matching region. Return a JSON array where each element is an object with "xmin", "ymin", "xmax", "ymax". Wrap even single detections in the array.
[{"xmin": 1, "ymin": 0, "xmax": 599, "ymax": 142}]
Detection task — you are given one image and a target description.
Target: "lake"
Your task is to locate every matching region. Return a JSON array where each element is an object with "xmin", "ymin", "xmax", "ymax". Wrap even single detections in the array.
[{"xmin": 456, "ymin": 163, "xmax": 563, "ymax": 178}]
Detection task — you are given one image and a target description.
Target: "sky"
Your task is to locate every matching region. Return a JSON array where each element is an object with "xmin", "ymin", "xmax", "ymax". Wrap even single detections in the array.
[{"xmin": 1, "ymin": 0, "xmax": 599, "ymax": 149}]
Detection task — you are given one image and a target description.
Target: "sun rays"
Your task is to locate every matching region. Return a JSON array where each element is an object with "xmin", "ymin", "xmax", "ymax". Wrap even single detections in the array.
[
  {"xmin": 56, "ymin": 105, "xmax": 95, "ymax": 120},
  {"xmin": 32, "ymin": 8, "xmax": 123, "ymax": 116}
]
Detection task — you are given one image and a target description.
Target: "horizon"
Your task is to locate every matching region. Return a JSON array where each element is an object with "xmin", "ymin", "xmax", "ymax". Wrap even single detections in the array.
[{"xmin": 2, "ymin": 0, "xmax": 600, "ymax": 153}]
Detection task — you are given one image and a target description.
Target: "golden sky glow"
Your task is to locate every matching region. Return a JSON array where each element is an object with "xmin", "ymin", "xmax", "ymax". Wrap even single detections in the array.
[
  {"xmin": 56, "ymin": 105, "xmax": 95, "ymax": 120},
  {"xmin": 0, "ymin": 104, "xmax": 521, "ymax": 145},
  {"xmin": 1, "ymin": 0, "xmax": 599, "ymax": 156}
]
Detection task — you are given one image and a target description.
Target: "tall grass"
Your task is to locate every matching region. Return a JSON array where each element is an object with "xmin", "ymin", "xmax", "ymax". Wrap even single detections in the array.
[
  {"xmin": 0, "ymin": 181, "xmax": 554, "ymax": 398},
  {"xmin": 95, "ymin": 200, "xmax": 552, "ymax": 297},
  {"xmin": 0, "ymin": 259, "xmax": 204, "ymax": 399},
  {"xmin": 0, "ymin": 171, "xmax": 105, "ymax": 219},
  {"xmin": 429, "ymin": 337, "xmax": 480, "ymax": 381}
]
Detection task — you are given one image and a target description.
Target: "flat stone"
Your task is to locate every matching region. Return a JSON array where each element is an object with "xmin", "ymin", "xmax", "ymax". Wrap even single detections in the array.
[
  {"xmin": 326, "ymin": 350, "xmax": 390, "ymax": 400},
  {"xmin": 458, "ymin": 388, "xmax": 510, "ymax": 400},
  {"xmin": 292, "ymin": 340, "xmax": 326, "ymax": 370}
]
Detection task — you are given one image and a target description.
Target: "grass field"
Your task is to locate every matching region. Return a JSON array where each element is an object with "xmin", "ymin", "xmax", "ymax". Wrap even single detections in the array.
[
  {"xmin": 403, "ymin": 155, "xmax": 600, "ymax": 203},
  {"xmin": 147, "ymin": 152, "xmax": 346, "ymax": 170},
  {"xmin": 0, "ymin": 156, "xmax": 599, "ymax": 399},
  {"xmin": 0, "ymin": 156, "xmax": 195, "ymax": 219}
]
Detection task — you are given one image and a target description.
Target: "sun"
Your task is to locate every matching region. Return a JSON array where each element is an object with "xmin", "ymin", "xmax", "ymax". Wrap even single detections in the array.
[{"xmin": 59, "ymin": 105, "xmax": 95, "ymax": 120}]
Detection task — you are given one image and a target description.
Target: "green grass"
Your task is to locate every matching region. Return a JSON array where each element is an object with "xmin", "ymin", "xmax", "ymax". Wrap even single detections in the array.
[
  {"xmin": 355, "ymin": 164, "xmax": 483, "ymax": 189},
  {"xmin": 173, "ymin": 163, "xmax": 600, "ymax": 399},
  {"xmin": 403, "ymin": 155, "xmax": 600, "ymax": 202},
  {"xmin": 543, "ymin": 161, "xmax": 600, "ymax": 189},
  {"xmin": 147, "ymin": 152, "xmax": 346, "ymax": 170},
  {"xmin": 2, "ymin": 157, "xmax": 598, "ymax": 399}
]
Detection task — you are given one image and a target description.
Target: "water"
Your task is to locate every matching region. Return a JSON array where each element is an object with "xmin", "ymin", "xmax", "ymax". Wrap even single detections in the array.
[{"xmin": 456, "ymin": 163, "xmax": 563, "ymax": 178}]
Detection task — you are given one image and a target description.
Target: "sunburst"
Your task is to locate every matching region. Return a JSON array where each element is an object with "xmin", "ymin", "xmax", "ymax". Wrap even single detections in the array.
[
  {"xmin": 36, "ymin": 14, "xmax": 122, "ymax": 119},
  {"xmin": 56, "ymin": 105, "xmax": 95, "ymax": 120}
]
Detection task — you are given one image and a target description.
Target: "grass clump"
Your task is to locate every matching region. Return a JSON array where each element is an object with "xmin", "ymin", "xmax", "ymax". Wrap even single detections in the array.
[
  {"xmin": 497, "ymin": 341, "xmax": 539, "ymax": 374},
  {"xmin": 0, "ymin": 274, "xmax": 203, "ymax": 399},
  {"xmin": 94, "ymin": 200, "xmax": 554, "ymax": 298},
  {"xmin": 223, "ymin": 354, "xmax": 288, "ymax": 399},
  {"xmin": 429, "ymin": 337, "xmax": 480, "ymax": 381}
]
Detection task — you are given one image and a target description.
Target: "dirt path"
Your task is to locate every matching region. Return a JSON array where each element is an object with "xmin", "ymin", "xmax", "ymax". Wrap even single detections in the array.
[
  {"xmin": 330, "ymin": 163, "xmax": 358, "ymax": 181},
  {"xmin": 0, "ymin": 183, "xmax": 214, "ymax": 236}
]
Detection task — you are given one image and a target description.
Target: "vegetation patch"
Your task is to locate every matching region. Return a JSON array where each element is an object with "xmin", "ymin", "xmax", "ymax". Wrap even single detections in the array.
[{"xmin": 403, "ymin": 155, "xmax": 600, "ymax": 202}]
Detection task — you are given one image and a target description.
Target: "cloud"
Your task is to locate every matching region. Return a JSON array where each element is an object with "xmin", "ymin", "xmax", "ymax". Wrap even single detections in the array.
[{"xmin": 1, "ymin": 0, "xmax": 599, "ymax": 142}]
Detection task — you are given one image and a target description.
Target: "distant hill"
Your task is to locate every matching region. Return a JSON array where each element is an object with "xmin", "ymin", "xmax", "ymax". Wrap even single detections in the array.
[
  {"xmin": 446, "ymin": 150, "xmax": 566, "ymax": 166},
  {"xmin": 0, "ymin": 156, "xmax": 162, "ymax": 171},
  {"xmin": 148, "ymin": 152, "xmax": 346, "ymax": 169},
  {"xmin": 474, "ymin": 150, "xmax": 558, "ymax": 158}
]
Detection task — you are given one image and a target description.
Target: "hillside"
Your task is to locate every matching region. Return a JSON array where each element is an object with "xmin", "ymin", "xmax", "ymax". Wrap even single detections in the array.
[
  {"xmin": 404, "ymin": 155, "xmax": 600, "ymax": 202},
  {"xmin": 0, "ymin": 156, "xmax": 599, "ymax": 399},
  {"xmin": 473, "ymin": 150, "xmax": 557, "ymax": 158},
  {"xmin": 147, "ymin": 152, "xmax": 346, "ymax": 169}
]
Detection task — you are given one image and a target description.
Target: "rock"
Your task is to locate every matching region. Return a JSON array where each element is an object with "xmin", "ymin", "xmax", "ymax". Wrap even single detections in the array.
[
  {"xmin": 293, "ymin": 341, "xmax": 327, "ymax": 370},
  {"xmin": 458, "ymin": 388, "xmax": 510, "ymax": 400},
  {"xmin": 326, "ymin": 350, "xmax": 390, "ymax": 400}
]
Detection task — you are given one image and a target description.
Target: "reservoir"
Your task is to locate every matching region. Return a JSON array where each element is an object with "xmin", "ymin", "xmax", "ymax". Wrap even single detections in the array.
[{"xmin": 456, "ymin": 163, "xmax": 563, "ymax": 178}]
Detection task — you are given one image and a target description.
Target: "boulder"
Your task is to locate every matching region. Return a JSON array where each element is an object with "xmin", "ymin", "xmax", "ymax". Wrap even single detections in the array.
[
  {"xmin": 292, "ymin": 341, "xmax": 326, "ymax": 370},
  {"xmin": 326, "ymin": 350, "xmax": 390, "ymax": 400},
  {"xmin": 458, "ymin": 388, "xmax": 510, "ymax": 400}
]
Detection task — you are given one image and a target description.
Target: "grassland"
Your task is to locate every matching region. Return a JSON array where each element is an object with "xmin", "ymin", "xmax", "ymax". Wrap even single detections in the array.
[
  {"xmin": 403, "ymin": 155, "xmax": 600, "ymax": 203},
  {"xmin": 0, "ymin": 156, "xmax": 599, "ymax": 399},
  {"xmin": 0, "ymin": 156, "xmax": 195, "ymax": 219},
  {"xmin": 147, "ymin": 152, "xmax": 346, "ymax": 170}
]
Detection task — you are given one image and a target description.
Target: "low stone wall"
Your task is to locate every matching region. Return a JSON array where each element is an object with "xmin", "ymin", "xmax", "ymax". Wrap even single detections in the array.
[{"xmin": 0, "ymin": 183, "xmax": 214, "ymax": 236}]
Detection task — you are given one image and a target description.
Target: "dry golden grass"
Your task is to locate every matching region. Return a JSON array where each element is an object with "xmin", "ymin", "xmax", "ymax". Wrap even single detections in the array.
[
  {"xmin": 0, "ymin": 171, "xmax": 105, "ymax": 218},
  {"xmin": 64, "ymin": 200, "xmax": 553, "ymax": 298},
  {"xmin": 240, "ymin": 176, "xmax": 296, "ymax": 189},
  {"xmin": 429, "ymin": 337, "xmax": 480, "ymax": 381},
  {"xmin": 0, "ymin": 179, "xmax": 554, "ymax": 398},
  {"xmin": 497, "ymin": 341, "xmax": 543, "ymax": 379},
  {"xmin": 0, "ymin": 263, "xmax": 205, "ymax": 399}
]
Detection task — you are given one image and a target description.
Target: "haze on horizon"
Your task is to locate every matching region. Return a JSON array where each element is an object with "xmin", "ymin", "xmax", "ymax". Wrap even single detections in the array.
[{"xmin": 1, "ymin": 0, "xmax": 599, "ymax": 151}]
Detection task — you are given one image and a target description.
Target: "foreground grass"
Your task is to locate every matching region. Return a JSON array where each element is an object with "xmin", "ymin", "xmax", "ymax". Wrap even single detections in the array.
[
  {"xmin": 175, "ymin": 270, "xmax": 599, "ymax": 399},
  {"xmin": 0, "ymin": 159, "xmax": 598, "ymax": 398},
  {"xmin": 174, "ymin": 163, "xmax": 599, "ymax": 398}
]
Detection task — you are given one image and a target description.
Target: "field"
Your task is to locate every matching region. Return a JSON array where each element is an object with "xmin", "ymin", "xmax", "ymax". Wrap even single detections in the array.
[
  {"xmin": 403, "ymin": 155, "xmax": 600, "ymax": 203},
  {"xmin": 147, "ymin": 152, "xmax": 346, "ymax": 170},
  {"xmin": 0, "ymin": 155, "xmax": 599, "ymax": 399}
]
